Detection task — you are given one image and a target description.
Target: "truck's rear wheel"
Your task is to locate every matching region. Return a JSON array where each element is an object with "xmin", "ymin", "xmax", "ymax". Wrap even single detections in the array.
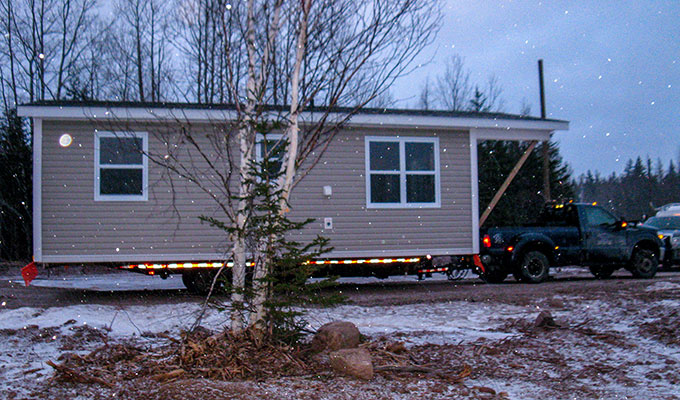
[
  {"xmin": 589, "ymin": 265, "xmax": 615, "ymax": 279},
  {"xmin": 629, "ymin": 249, "xmax": 658, "ymax": 279},
  {"xmin": 480, "ymin": 264, "xmax": 508, "ymax": 283},
  {"xmin": 515, "ymin": 251, "xmax": 550, "ymax": 283}
]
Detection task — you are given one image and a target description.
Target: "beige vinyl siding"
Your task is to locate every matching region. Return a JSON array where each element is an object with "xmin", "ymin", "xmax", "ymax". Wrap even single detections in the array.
[
  {"xmin": 40, "ymin": 120, "xmax": 473, "ymax": 263},
  {"xmin": 287, "ymin": 128, "xmax": 472, "ymax": 257},
  {"xmin": 41, "ymin": 120, "xmax": 229, "ymax": 261}
]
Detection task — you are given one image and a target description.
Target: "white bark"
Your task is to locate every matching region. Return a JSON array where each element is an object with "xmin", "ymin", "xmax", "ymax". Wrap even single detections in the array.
[
  {"xmin": 136, "ymin": 0, "xmax": 440, "ymax": 336},
  {"xmin": 278, "ymin": 0, "xmax": 311, "ymax": 204},
  {"xmin": 229, "ymin": 0, "xmax": 259, "ymax": 334},
  {"xmin": 248, "ymin": 0, "xmax": 286, "ymax": 332}
]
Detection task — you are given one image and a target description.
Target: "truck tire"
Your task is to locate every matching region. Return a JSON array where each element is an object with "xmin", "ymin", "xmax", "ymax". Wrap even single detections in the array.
[
  {"xmin": 480, "ymin": 264, "xmax": 508, "ymax": 283},
  {"xmin": 589, "ymin": 265, "xmax": 615, "ymax": 279},
  {"xmin": 629, "ymin": 249, "xmax": 658, "ymax": 279},
  {"xmin": 515, "ymin": 251, "xmax": 550, "ymax": 283}
]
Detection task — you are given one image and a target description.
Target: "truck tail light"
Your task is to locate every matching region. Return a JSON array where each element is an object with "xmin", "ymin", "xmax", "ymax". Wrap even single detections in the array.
[{"xmin": 482, "ymin": 234, "xmax": 491, "ymax": 248}]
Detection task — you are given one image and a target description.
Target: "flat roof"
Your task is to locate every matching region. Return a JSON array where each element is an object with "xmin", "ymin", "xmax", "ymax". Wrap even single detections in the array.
[{"xmin": 18, "ymin": 100, "xmax": 569, "ymax": 132}]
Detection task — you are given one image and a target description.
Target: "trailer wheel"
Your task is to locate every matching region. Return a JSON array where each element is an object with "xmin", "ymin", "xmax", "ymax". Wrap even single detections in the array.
[
  {"xmin": 589, "ymin": 265, "xmax": 615, "ymax": 279},
  {"xmin": 182, "ymin": 271, "xmax": 226, "ymax": 295},
  {"xmin": 515, "ymin": 251, "xmax": 550, "ymax": 283},
  {"xmin": 480, "ymin": 264, "xmax": 508, "ymax": 283},
  {"xmin": 629, "ymin": 248, "xmax": 658, "ymax": 279}
]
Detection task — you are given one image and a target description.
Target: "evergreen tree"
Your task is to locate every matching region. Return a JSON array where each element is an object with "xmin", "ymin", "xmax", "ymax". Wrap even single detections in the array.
[
  {"xmin": 468, "ymin": 87, "xmax": 489, "ymax": 112},
  {"xmin": 0, "ymin": 109, "xmax": 32, "ymax": 261},
  {"xmin": 478, "ymin": 139, "xmax": 574, "ymax": 227},
  {"xmin": 198, "ymin": 141, "xmax": 338, "ymax": 343}
]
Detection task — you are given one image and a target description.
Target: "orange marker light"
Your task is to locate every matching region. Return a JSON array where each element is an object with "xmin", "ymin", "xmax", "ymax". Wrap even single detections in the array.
[
  {"xmin": 506, "ymin": 246, "xmax": 514, "ymax": 252},
  {"xmin": 482, "ymin": 235, "xmax": 491, "ymax": 248}
]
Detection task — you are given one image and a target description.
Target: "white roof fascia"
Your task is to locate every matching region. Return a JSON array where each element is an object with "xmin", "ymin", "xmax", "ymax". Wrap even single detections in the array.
[
  {"xmin": 343, "ymin": 114, "xmax": 568, "ymax": 132},
  {"xmin": 17, "ymin": 105, "xmax": 569, "ymax": 132},
  {"xmin": 16, "ymin": 105, "xmax": 239, "ymax": 123},
  {"xmin": 473, "ymin": 128, "xmax": 552, "ymax": 142}
]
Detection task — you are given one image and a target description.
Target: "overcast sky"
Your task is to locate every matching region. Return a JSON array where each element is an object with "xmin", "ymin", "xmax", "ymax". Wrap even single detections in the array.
[{"xmin": 392, "ymin": 1, "xmax": 680, "ymax": 177}]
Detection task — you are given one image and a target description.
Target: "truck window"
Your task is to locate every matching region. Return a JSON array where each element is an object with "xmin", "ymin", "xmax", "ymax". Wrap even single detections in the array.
[
  {"xmin": 582, "ymin": 207, "xmax": 617, "ymax": 228},
  {"xmin": 564, "ymin": 206, "xmax": 579, "ymax": 226},
  {"xmin": 536, "ymin": 205, "xmax": 578, "ymax": 226}
]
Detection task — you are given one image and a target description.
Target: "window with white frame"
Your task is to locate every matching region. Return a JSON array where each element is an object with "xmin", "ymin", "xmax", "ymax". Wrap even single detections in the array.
[
  {"xmin": 255, "ymin": 133, "xmax": 285, "ymax": 180},
  {"xmin": 94, "ymin": 131, "xmax": 148, "ymax": 201},
  {"xmin": 365, "ymin": 136, "xmax": 440, "ymax": 208}
]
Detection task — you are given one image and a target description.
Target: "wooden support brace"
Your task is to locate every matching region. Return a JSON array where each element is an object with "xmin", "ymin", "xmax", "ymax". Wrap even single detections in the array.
[
  {"xmin": 542, "ymin": 140, "xmax": 551, "ymax": 202},
  {"xmin": 479, "ymin": 140, "xmax": 538, "ymax": 227}
]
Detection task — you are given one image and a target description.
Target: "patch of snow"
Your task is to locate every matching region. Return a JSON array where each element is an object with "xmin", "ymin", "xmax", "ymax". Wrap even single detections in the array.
[
  {"xmin": 645, "ymin": 280, "xmax": 680, "ymax": 291},
  {"xmin": 24, "ymin": 273, "xmax": 186, "ymax": 291},
  {"xmin": 0, "ymin": 299, "xmax": 533, "ymax": 345},
  {"xmin": 0, "ymin": 304, "xmax": 229, "ymax": 337},
  {"xmin": 0, "ymin": 338, "xmax": 64, "ymax": 398},
  {"xmin": 307, "ymin": 301, "xmax": 530, "ymax": 345}
]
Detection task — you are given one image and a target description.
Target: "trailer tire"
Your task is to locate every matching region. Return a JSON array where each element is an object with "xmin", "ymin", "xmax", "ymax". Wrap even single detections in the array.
[
  {"xmin": 182, "ymin": 271, "xmax": 226, "ymax": 295},
  {"xmin": 515, "ymin": 251, "xmax": 550, "ymax": 283},
  {"xmin": 629, "ymin": 248, "xmax": 658, "ymax": 279},
  {"xmin": 480, "ymin": 264, "xmax": 508, "ymax": 283}
]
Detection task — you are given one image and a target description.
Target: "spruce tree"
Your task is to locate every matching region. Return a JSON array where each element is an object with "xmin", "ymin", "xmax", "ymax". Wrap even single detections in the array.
[
  {"xmin": 478, "ymin": 139, "xmax": 574, "ymax": 227},
  {"xmin": 0, "ymin": 109, "xmax": 32, "ymax": 261}
]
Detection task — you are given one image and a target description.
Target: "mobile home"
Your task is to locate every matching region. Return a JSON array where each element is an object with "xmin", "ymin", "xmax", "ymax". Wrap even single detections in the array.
[{"xmin": 18, "ymin": 101, "xmax": 568, "ymax": 282}]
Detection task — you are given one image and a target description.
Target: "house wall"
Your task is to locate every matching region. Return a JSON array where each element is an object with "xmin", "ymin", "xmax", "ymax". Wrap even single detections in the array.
[
  {"xmin": 287, "ymin": 127, "xmax": 473, "ymax": 258},
  {"xmin": 38, "ymin": 119, "xmax": 473, "ymax": 263}
]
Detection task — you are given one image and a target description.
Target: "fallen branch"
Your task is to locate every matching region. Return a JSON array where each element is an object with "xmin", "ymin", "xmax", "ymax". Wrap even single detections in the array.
[
  {"xmin": 46, "ymin": 360, "xmax": 114, "ymax": 388},
  {"xmin": 151, "ymin": 368, "xmax": 185, "ymax": 382},
  {"xmin": 375, "ymin": 365, "xmax": 438, "ymax": 374},
  {"xmin": 374, "ymin": 363, "xmax": 471, "ymax": 383},
  {"xmin": 23, "ymin": 368, "xmax": 42, "ymax": 375}
]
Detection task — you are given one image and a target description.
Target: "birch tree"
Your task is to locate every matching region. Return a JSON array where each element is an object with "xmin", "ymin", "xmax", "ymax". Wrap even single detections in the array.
[{"xmin": 146, "ymin": 0, "xmax": 441, "ymax": 336}]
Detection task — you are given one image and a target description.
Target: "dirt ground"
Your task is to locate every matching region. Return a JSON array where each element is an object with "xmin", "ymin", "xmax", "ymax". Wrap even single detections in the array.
[
  {"xmin": 1, "ymin": 266, "xmax": 680, "ymax": 399},
  {"xmin": 2, "ymin": 264, "xmax": 677, "ymax": 309}
]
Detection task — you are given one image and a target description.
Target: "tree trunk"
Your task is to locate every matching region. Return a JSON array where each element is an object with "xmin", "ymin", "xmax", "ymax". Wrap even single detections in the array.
[
  {"xmin": 246, "ymin": 0, "xmax": 286, "ymax": 332},
  {"xmin": 229, "ymin": 233, "xmax": 247, "ymax": 333},
  {"xmin": 5, "ymin": 0, "xmax": 19, "ymax": 107},
  {"xmin": 134, "ymin": 1, "xmax": 145, "ymax": 101}
]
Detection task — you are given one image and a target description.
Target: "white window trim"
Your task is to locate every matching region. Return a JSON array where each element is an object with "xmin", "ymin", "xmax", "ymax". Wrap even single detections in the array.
[
  {"xmin": 254, "ymin": 132, "xmax": 286, "ymax": 184},
  {"xmin": 94, "ymin": 131, "xmax": 148, "ymax": 201},
  {"xmin": 365, "ymin": 136, "xmax": 441, "ymax": 209},
  {"xmin": 255, "ymin": 133, "xmax": 285, "ymax": 164}
]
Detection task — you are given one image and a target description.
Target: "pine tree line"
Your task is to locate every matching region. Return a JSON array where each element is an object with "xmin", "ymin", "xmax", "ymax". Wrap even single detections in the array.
[{"xmin": 577, "ymin": 157, "xmax": 680, "ymax": 220}]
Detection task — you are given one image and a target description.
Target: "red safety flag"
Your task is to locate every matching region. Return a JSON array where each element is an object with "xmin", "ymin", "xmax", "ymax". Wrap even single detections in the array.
[
  {"xmin": 21, "ymin": 262, "xmax": 38, "ymax": 286},
  {"xmin": 473, "ymin": 254, "xmax": 485, "ymax": 273}
]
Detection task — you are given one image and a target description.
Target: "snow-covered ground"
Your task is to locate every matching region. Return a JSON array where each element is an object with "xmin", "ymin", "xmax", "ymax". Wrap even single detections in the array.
[
  {"xmin": 3, "ymin": 270, "xmax": 459, "ymax": 292},
  {"xmin": 4, "ymin": 272, "xmax": 187, "ymax": 291},
  {"xmin": 2, "ymin": 272, "xmax": 680, "ymax": 399}
]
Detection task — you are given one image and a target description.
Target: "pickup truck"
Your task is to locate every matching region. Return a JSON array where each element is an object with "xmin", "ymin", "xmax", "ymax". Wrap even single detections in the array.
[{"xmin": 479, "ymin": 203, "xmax": 665, "ymax": 283}]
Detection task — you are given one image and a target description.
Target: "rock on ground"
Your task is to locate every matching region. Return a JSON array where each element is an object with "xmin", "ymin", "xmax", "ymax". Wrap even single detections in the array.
[
  {"xmin": 329, "ymin": 348, "xmax": 374, "ymax": 380},
  {"xmin": 312, "ymin": 321, "xmax": 361, "ymax": 352}
]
